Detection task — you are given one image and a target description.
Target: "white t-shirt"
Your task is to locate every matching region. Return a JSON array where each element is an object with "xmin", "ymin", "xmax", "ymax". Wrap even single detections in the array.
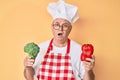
[{"xmin": 33, "ymin": 39, "xmax": 85, "ymax": 80}]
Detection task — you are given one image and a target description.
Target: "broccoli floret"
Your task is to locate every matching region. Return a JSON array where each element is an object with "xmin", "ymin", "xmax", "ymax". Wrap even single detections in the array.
[{"xmin": 24, "ymin": 42, "xmax": 40, "ymax": 58}]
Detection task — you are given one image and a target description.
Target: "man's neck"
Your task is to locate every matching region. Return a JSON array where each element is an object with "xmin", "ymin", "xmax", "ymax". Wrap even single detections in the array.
[{"xmin": 53, "ymin": 38, "xmax": 68, "ymax": 47}]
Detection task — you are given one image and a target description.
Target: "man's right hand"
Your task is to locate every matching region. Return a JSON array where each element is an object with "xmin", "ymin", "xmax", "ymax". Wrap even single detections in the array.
[
  {"xmin": 24, "ymin": 56, "xmax": 35, "ymax": 80},
  {"xmin": 24, "ymin": 56, "xmax": 35, "ymax": 67}
]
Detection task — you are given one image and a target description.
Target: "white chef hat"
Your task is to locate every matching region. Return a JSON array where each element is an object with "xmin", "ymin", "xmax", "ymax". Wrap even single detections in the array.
[{"xmin": 47, "ymin": 0, "xmax": 79, "ymax": 23}]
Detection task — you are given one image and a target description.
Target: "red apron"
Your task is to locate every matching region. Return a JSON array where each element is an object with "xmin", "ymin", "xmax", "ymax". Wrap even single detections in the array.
[{"xmin": 37, "ymin": 39, "xmax": 75, "ymax": 80}]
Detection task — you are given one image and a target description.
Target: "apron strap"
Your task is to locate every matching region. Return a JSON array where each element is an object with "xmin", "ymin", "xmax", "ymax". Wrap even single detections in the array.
[
  {"xmin": 46, "ymin": 38, "xmax": 70, "ymax": 54},
  {"xmin": 46, "ymin": 38, "xmax": 53, "ymax": 53},
  {"xmin": 66, "ymin": 39, "xmax": 70, "ymax": 54}
]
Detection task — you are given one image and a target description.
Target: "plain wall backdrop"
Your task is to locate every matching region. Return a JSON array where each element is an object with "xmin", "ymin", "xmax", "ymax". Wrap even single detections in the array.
[{"xmin": 0, "ymin": 0, "xmax": 120, "ymax": 80}]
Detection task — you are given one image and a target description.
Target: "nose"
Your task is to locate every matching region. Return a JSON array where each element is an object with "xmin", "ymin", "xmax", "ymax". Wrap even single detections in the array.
[{"xmin": 59, "ymin": 26, "xmax": 63, "ymax": 31}]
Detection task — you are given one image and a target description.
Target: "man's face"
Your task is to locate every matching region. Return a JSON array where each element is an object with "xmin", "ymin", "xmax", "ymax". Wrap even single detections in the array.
[{"xmin": 51, "ymin": 18, "xmax": 72, "ymax": 41}]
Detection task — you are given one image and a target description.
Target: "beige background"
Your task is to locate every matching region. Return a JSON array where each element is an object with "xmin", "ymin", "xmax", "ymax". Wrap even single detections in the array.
[{"xmin": 0, "ymin": 0, "xmax": 120, "ymax": 80}]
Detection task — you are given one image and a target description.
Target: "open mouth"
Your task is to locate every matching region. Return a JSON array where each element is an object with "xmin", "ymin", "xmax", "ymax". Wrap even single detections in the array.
[{"xmin": 58, "ymin": 33, "xmax": 63, "ymax": 36}]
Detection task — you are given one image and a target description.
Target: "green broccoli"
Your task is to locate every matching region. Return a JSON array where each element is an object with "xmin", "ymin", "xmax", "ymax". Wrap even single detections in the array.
[{"xmin": 24, "ymin": 42, "xmax": 40, "ymax": 58}]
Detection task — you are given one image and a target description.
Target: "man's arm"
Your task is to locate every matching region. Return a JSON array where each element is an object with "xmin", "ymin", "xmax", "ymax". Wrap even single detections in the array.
[
  {"xmin": 83, "ymin": 70, "xmax": 95, "ymax": 80},
  {"xmin": 24, "ymin": 67, "xmax": 35, "ymax": 80}
]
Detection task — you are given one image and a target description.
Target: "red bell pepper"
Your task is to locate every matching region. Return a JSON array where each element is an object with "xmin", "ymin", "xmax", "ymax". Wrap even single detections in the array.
[{"xmin": 81, "ymin": 44, "xmax": 94, "ymax": 61}]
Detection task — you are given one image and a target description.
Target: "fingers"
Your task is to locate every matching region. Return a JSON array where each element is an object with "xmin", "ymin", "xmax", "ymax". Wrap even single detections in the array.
[
  {"xmin": 83, "ymin": 55, "xmax": 95, "ymax": 71},
  {"xmin": 86, "ymin": 55, "xmax": 95, "ymax": 63},
  {"xmin": 24, "ymin": 56, "xmax": 35, "ymax": 67}
]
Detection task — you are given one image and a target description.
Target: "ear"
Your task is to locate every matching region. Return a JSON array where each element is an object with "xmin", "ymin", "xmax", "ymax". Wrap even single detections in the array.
[{"xmin": 69, "ymin": 25, "xmax": 72, "ymax": 31}]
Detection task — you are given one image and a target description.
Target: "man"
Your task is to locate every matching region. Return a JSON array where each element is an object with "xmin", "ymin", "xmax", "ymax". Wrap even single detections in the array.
[{"xmin": 24, "ymin": 0, "xmax": 95, "ymax": 80}]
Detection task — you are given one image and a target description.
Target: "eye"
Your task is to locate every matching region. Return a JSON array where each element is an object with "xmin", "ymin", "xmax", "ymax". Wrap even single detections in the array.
[
  {"xmin": 55, "ymin": 24, "xmax": 59, "ymax": 26},
  {"xmin": 53, "ymin": 23, "xmax": 60, "ymax": 30},
  {"xmin": 63, "ymin": 24, "xmax": 68, "ymax": 28},
  {"xmin": 53, "ymin": 24, "xmax": 59, "ymax": 27},
  {"xmin": 53, "ymin": 22, "xmax": 58, "ymax": 26}
]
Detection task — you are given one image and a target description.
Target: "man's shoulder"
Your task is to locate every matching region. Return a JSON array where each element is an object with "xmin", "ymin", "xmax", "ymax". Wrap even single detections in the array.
[
  {"xmin": 70, "ymin": 40, "xmax": 82, "ymax": 54},
  {"xmin": 71, "ymin": 40, "xmax": 82, "ymax": 48},
  {"xmin": 38, "ymin": 39, "xmax": 51, "ymax": 48}
]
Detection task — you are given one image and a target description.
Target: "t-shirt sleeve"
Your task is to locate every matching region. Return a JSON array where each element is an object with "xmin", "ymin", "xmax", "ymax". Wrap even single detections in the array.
[{"xmin": 78, "ymin": 61, "xmax": 85, "ymax": 79}]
